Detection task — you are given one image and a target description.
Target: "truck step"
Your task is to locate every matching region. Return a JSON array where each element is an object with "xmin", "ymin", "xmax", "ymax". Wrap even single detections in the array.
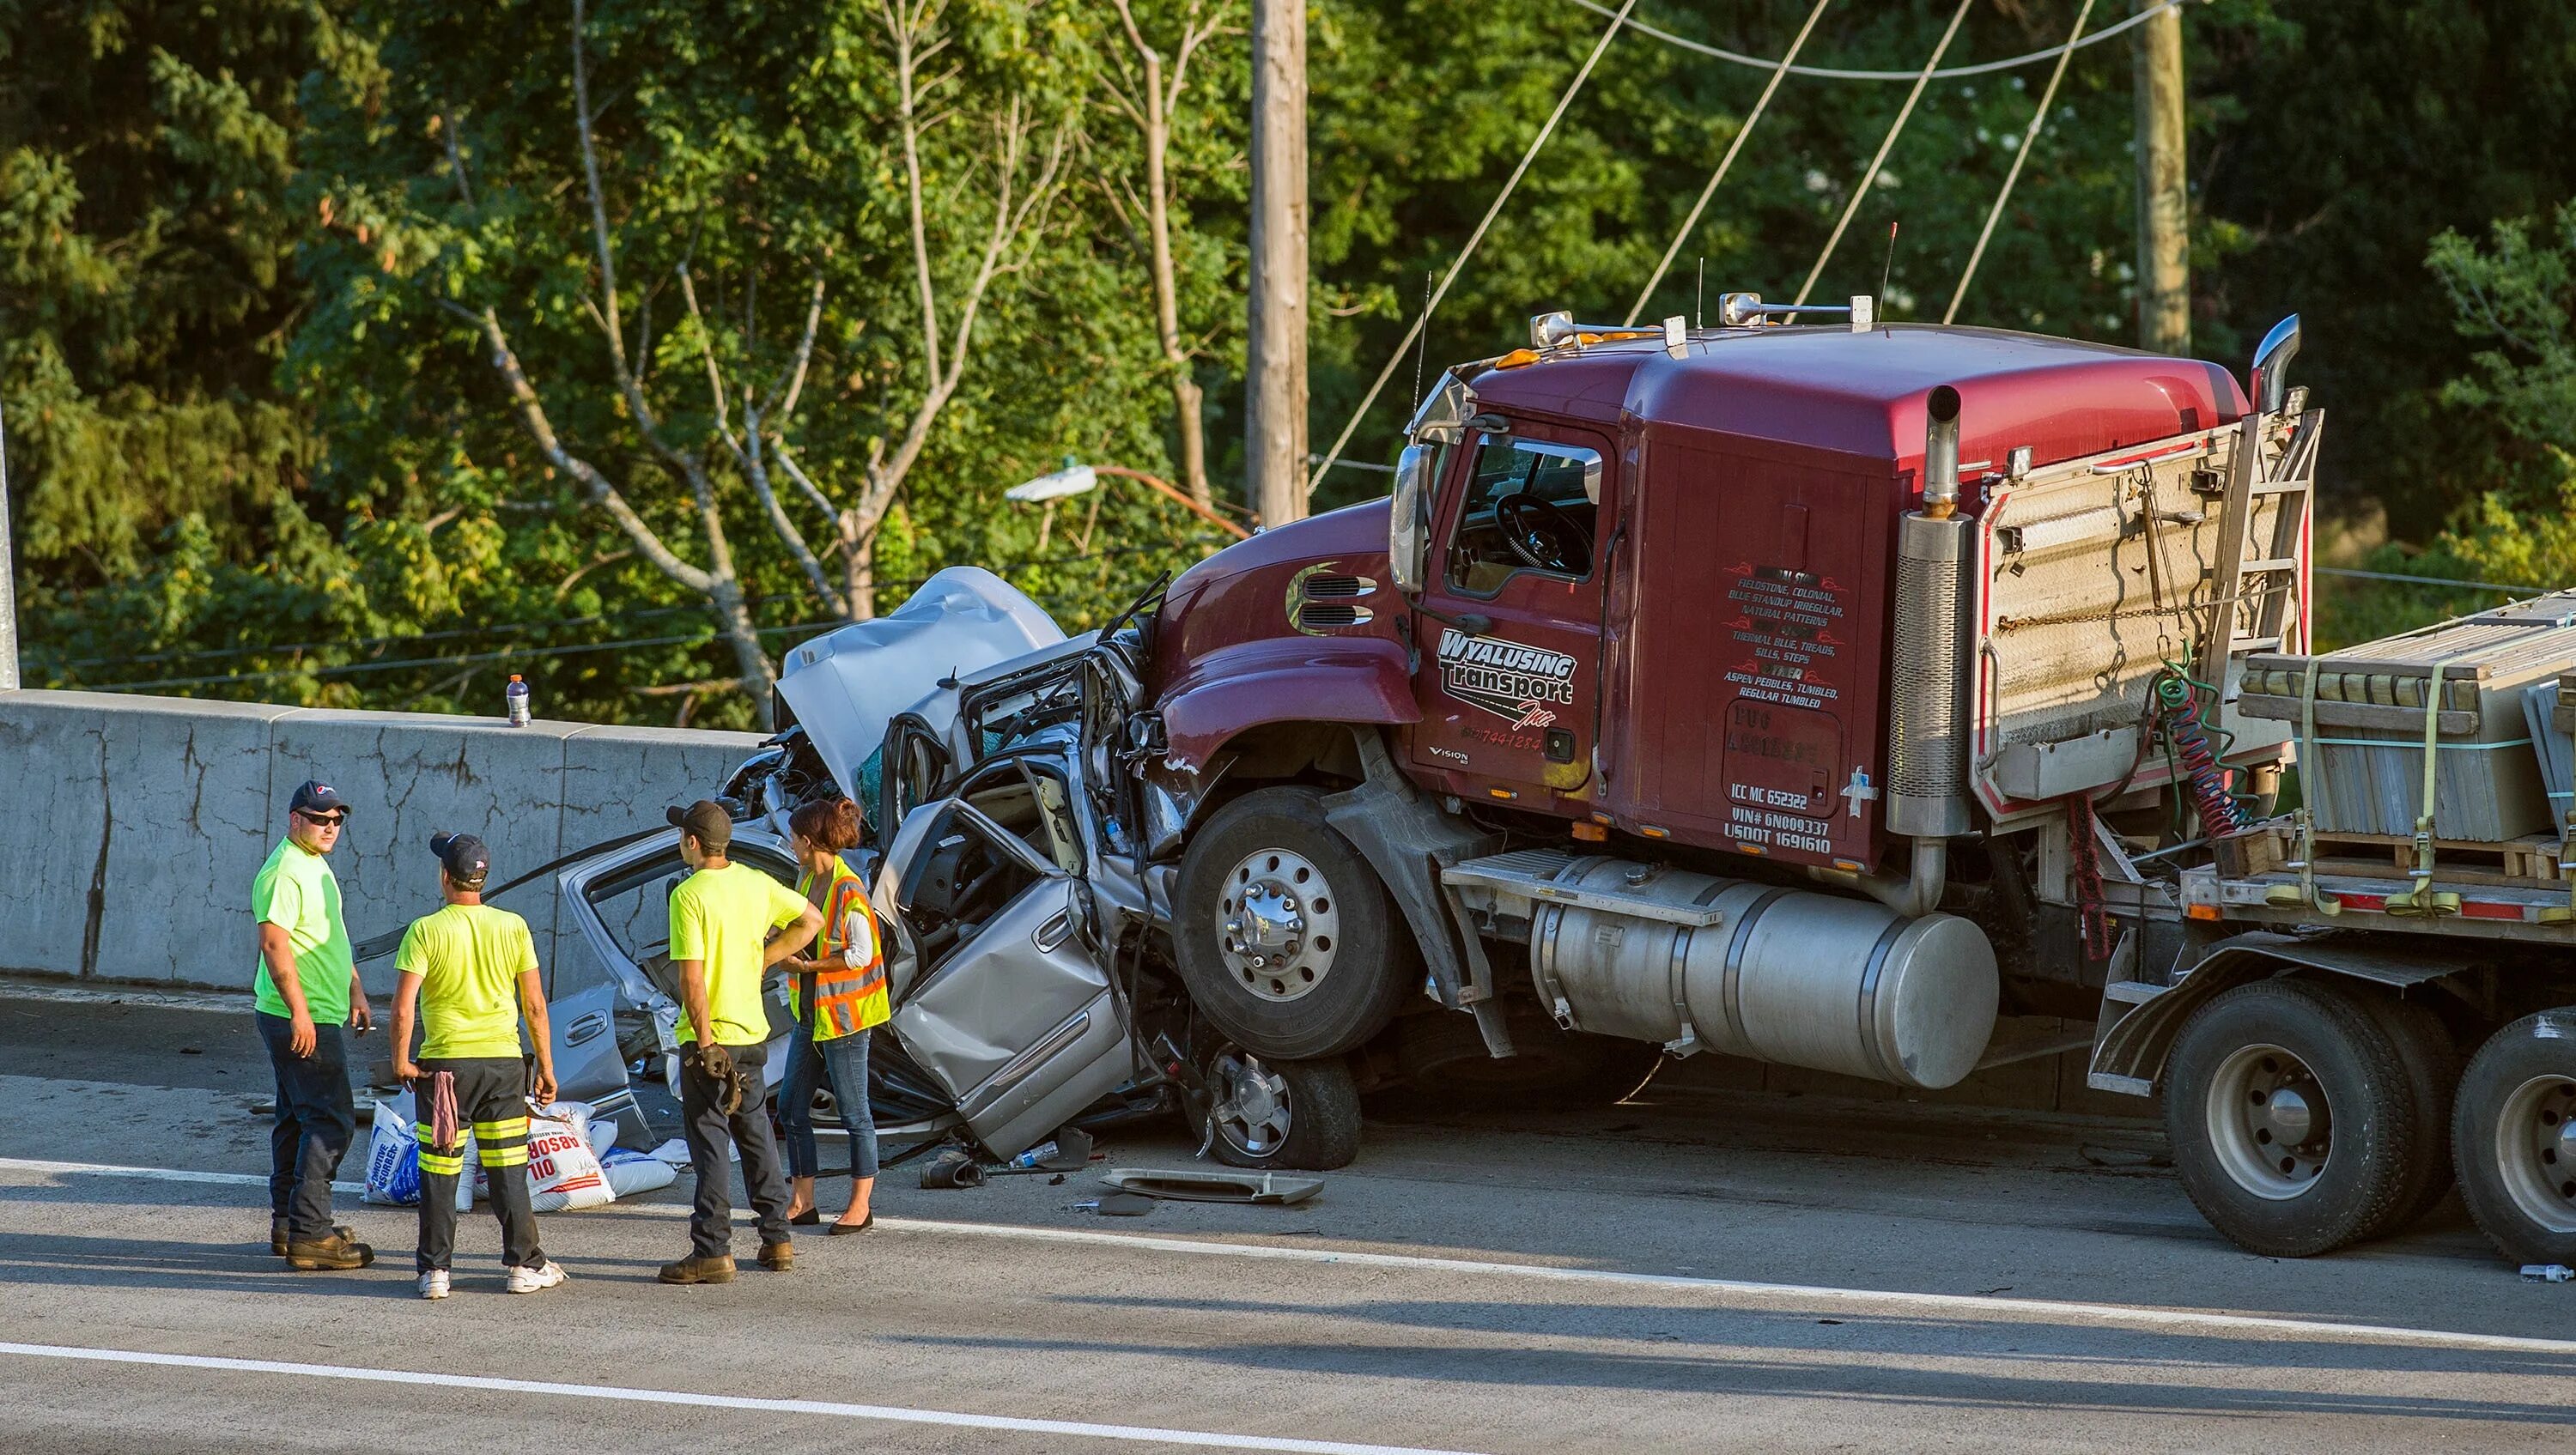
[{"xmin": 1441, "ymin": 849, "xmax": 1728, "ymax": 926}]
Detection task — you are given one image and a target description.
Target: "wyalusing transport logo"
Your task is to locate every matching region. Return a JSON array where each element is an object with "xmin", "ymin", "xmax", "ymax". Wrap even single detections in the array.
[{"xmin": 1437, "ymin": 628, "xmax": 1575, "ymax": 728}]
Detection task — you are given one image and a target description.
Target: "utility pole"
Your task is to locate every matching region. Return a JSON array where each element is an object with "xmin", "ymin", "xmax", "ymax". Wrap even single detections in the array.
[
  {"xmin": 1245, "ymin": 0, "xmax": 1309, "ymax": 528},
  {"xmin": 0, "ymin": 398, "xmax": 18, "ymax": 691},
  {"xmin": 2131, "ymin": 0, "xmax": 2189, "ymax": 353}
]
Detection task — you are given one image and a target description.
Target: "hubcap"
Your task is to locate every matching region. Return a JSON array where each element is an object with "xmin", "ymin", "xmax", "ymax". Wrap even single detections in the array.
[
  {"xmin": 1217, "ymin": 847, "xmax": 1342, "ymax": 1003},
  {"xmin": 2493, "ymin": 1075, "xmax": 2576, "ymax": 1234},
  {"xmin": 1208, "ymin": 1049, "xmax": 1293, "ymax": 1157},
  {"xmin": 2206, "ymin": 1042, "xmax": 2334, "ymax": 1200}
]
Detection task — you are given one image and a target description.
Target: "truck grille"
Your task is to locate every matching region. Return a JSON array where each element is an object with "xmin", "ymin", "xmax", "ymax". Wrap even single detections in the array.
[
  {"xmin": 1297, "ymin": 603, "xmax": 1372, "ymax": 629},
  {"xmin": 1303, "ymin": 574, "xmax": 1370, "ymax": 599}
]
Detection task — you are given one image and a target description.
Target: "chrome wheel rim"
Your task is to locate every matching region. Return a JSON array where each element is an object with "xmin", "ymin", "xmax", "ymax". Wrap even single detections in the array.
[
  {"xmin": 2493, "ymin": 1075, "xmax": 2576, "ymax": 1235},
  {"xmin": 1208, "ymin": 1049, "xmax": 1293, "ymax": 1158},
  {"xmin": 2206, "ymin": 1041, "xmax": 2332, "ymax": 1200},
  {"xmin": 1217, "ymin": 847, "xmax": 1341, "ymax": 1003}
]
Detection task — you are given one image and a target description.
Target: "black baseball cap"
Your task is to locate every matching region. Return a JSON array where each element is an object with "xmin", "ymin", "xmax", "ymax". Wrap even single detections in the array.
[
  {"xmin": 430, "ymin": 832, "xmax": 490, "ymax": 884},
  {"xmin": 667, "ymin": 799, "xmax": 732, "ymax": 850},
  {"xmin": 289, "ymin": 781, "xmax": 352, "ymax": 818}
]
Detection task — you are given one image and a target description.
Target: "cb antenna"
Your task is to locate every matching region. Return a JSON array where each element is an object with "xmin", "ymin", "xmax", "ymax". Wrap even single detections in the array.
[
  {"xmin": 1877, "ymin": 221, "xmax": 1900, "ymax": 325},
  {"xmin": 1411, "ymin": 269, "xmax": 1433, "ymax": 409},
  {"xmin": 1695, "ymin": 257, "xmax": 1705, "ymax": 330}
]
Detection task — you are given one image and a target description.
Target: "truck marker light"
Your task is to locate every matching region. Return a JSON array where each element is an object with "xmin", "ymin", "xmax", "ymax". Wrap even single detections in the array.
[
  {"xmin": 1639, "ymin": 825, "xmax": 1670, "ymax": 840},
  {"xmin": 2185, "ymin": 902, "xmax": 2222, "ymax": 922},
  {"xmin": 1488, "ymin": 787, "xmax": 1519, "ymax": 801},
  {"xmin": 1832, "ymin": 858, "xmax": 1864, "ymax": 873},
  {"xmin": 1494, "ymin": 348, "xmax": 1540, "ymax": 369},
  {"xmin": 1571, "ymin": 822, "xmax": 1607, "ymax": 842}
]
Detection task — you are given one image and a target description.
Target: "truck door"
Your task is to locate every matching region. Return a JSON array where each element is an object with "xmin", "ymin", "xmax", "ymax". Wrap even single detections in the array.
[{"xmin": 1405, "ymin": 421, "xmax": 1615, "ymax": 805}]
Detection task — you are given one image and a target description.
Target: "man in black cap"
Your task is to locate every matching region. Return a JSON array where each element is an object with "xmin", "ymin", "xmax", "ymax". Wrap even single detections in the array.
[
  {"xmin": 252, "ymin": 780, "xmax": 374, "ymax": 1270},
  {"xmin": 390, "ymin": 832, "xmax": 567, "ymax": 1299},
  {"xmin": 658, "ymin": 799, "xmax": 822, "ymax": 1285}
]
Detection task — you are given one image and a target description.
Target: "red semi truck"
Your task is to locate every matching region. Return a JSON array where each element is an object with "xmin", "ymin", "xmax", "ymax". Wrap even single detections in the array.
[{"xmin": 729, "ymin": 301, "xmax": 2576, "ymax": 1269}]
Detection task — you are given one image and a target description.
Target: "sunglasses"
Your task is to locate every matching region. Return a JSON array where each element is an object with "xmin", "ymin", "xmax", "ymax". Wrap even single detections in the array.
[{"xmin": 296, "ymin": 809, "xmax": 348, "ymax": 827}]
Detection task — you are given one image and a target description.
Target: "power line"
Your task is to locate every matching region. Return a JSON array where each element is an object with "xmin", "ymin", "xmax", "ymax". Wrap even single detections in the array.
[
  {"xmin": 2314, "ymin": 567, "xmax": 2564, "ymax": 599},
  {"xmin": 46, "ymin": 537, "xmax": 1218, "ymax": 674},
  {"xmin": 1568, "ymin": 0, "xmax": 2196, "ymax": 82},
  {"xmin": 1305, "ymin": 0, "xmax": 1639, "ymax": 499},
  {"xmin": 1946, "ymin": 0, "xmax": 2096, "ymax": 324},
  {"xmin": 1793, "ymin": 0, "xmax": 1973, "ymax": 308}
]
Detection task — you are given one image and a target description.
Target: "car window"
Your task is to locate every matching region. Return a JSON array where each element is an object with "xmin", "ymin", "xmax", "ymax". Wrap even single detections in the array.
[{"xmin": 1444, "ymin": 435, "xmax": 1603, "ymax": 596}]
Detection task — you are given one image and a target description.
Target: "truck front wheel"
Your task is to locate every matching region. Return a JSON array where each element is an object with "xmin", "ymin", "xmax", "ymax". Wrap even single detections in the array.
[
  {"xmin": 1175, "ymin": 786, "xmax": 1419, "ymax": 1061},
  {"xmin": 2164, "ymin": 978, "xmax": 2415, "ymax": 1257},
  {"xmin": 2451, "ymin": 1009, "xmax": 2576, "ymax": 1268}
]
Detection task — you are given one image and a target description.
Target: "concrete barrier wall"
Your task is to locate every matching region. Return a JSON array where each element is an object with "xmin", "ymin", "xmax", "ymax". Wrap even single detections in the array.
[{"xmin": 0, "ymin": 689, "xmax": 762, "ymax": 997}]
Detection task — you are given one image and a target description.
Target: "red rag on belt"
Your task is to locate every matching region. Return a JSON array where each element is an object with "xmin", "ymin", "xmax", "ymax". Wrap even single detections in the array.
[{"xmin": 428, "ymin": 1070, "xmax": 460, "ymax": 1153}]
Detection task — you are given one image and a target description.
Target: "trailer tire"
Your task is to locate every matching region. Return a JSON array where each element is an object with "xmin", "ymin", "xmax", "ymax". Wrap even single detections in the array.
[
  {"xmin": 2451, "ymin": 1009, "xmax": 2576, "ymax": 1268},
  {"xmin": 2350, "ymin": 989, "xmax": 2460, "ymax": 1236},
  {"xmin": 1186, "ymin": 1046, "xmax": 1363, "ymax": 1171},
  {"xmin": 2164, "ymin": 978, "xmax": 2415, "ymax": 1258},
  {"xmin": 1175, "ymin": 787, "xmax": 1418, "ymax": 1061}
]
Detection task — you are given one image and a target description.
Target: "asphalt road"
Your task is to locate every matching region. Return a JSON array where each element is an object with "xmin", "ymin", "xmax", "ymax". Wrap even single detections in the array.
[{"xmin": 2, "ymin": 982, "xmax": 2570, "ymax": 1452}]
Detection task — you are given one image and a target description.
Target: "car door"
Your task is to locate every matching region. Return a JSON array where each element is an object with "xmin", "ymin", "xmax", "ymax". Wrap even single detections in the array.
[
  {"xmin": 1405, "ymin": 420, "xmax": 1618, "ymax": 808},
  {"xmin": 882, "ymin": 761, "xmax": 1133, "ymax": 1158}
]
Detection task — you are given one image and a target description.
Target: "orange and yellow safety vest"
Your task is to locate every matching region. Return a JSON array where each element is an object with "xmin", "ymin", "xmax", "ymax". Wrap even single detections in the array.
[{"xmin": 794, "ymin": 858, "xmax": 888, "ymax": 1041}]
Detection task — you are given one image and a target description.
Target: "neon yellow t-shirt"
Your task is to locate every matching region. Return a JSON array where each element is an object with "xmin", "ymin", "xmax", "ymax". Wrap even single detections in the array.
[
  {"xmin": 395, "ymin": 903, "xmax": 538, "ymax": 1059},
  {"xmin": 669, "ymin": 863, "xmax": 810, "ymax": 1046},
  {"xmin": 251, "ymin": 839, "xmax": 352, "ymax": 1026}
]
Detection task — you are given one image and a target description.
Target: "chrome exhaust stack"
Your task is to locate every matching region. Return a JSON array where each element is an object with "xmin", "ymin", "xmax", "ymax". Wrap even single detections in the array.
[{"xmin": 1882, "ymin": 385, "xmax": 1976, "ymax": 916}]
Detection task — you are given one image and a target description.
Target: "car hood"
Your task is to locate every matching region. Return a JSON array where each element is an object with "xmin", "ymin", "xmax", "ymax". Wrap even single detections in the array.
[{"xmin": 775, "ymin": 567, "xmax": 1066, "ymax": 800}]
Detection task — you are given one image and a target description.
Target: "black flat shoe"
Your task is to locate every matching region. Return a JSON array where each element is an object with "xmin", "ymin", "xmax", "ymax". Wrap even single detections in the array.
[
  {"xmin": 827, "ymin": 1213, "xmax": 874, "ymax": 1235},
  {"xmin": 789, "ymin": 1209, "xmax": 821, "ymax": 1227}
]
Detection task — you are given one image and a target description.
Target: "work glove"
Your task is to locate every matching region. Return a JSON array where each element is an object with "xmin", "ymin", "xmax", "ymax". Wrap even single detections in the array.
[{"xmin": 693, "ymin": 1043, "xmax": 748, "ymax": 1116}]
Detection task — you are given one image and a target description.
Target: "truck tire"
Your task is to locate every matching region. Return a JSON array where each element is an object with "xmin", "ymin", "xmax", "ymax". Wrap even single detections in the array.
[
  {"xmin": 1175, "ymin": 786, "xmax": 1418, "ymax": 1060},
  {"xmin": 2351, "ymin": 988, "xmax": 2460, "ymax": 1236},
  {"xmin": 2450, "ymin": 1009, "xmax": 2576, "ymax": 1268},
  {"xmin": 1377, "ymin": 1009, "xmax": 1663, "ymax": 1112},
  {"xmin": 2163, "ymin": 978, "xmax": 2415, "ymax": 1257},
  {"xmin": 1186, "ymin": 1046, "xmax": 1363, "ymax": 1171}
]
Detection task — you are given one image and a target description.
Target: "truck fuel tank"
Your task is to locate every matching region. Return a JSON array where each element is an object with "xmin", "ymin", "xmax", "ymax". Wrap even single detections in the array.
[{"xmin": 1450, "ymin": 852, "xmax": 1997, "ymax": 1089}]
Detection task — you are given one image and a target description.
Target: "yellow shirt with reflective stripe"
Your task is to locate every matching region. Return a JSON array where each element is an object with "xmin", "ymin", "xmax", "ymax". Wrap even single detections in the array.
[
  {"xmin": 395, "ymin": 903, "xmax": 538, "ymax": 1059},
  {"xmin": 669, "ymin": 862, "xmax": 810, "ymax": 1046}
]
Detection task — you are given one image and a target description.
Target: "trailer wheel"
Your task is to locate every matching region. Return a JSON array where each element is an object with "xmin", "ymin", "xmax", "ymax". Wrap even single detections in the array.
[
  {"xmin": 1175, "ymin": 787, "xmax": 1417, "ymax": 1060},
  {"xmin": 1185, "ymin": 1046, "xmax": 1362, "ymax": 1171},
  {"xmin": 2164, "ymin": 978, "xmax": 2415, "ymax": 1257},
  {"xmin": 2451, "ymin": 1009, "xmax": 2576, "ymax": 1268},
  {"xmin": 2351, "ymin": 989, "xmax": 2460, "ymax": 1236}
]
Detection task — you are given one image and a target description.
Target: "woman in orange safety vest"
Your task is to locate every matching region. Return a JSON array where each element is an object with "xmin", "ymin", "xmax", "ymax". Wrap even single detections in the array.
[{"xmin": 776, "ymin": 796, "xmax": 888, "ymax": 1233}]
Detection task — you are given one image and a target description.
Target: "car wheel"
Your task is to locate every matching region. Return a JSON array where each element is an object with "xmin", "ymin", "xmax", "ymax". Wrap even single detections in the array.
[
  {"xmin": 1188, "ymin": 1045, "xmax": 1362, "ymax": 1171},
  {"xmin": 2163, "ymin": 977, "xmax": 2415, "ymax": 1257},
  {"xmin": 1175, "ymin": 786, "xmax": 1418, "ymax": 1060},
  {"xmin": 2451, "ymin": 1009, "xmax": 2576, "ymax": 1268}
]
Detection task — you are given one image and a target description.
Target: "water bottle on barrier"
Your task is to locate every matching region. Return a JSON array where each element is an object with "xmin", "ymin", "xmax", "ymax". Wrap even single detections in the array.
[{"xmin": 506, "ymin": 674, "xmax": 532, "ymax": 727}]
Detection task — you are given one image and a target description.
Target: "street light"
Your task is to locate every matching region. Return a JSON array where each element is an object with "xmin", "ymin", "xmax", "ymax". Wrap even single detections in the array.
[{"xmin": 1005, "ymin": 458, "xmax": 1249, "ymax": 540}]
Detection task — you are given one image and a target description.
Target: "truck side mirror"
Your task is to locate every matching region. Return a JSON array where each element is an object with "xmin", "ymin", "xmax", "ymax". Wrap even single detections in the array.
[{"xmin": 1391, "ymin": 443, "xmax": 1435, "ymax": 596}]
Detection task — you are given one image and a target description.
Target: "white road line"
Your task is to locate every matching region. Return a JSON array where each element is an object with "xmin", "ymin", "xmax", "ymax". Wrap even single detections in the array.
[
  {"xmin": 7, "ymin": 1154, "xmax": 2571, "ymax": 1360},
  {"xmin": 0, "ymin": 1341, "xmax": 1487, "ymax": 1455},
  {"xmin": 0, "ymin": 1156, "xmax": 365, "ymax": 1195}
]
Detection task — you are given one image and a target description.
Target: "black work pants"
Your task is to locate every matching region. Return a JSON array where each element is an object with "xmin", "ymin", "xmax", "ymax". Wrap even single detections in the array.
[
  {"xmin": 256, "ymin": 1011, "xmax": 355, "ymax": 1241},
  {"xmin": 680, "ymin": 1041, "xmax": 790, "ymax": 1257},
  {"xmin": 414, "ymin": 1057, "xmax": 544, "ymax": 1273}
]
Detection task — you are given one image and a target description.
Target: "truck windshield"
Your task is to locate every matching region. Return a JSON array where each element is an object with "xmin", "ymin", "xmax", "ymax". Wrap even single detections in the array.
[{"xmin": 1446, "ymin": 436, "xmax": 1601, "ymax": 594}]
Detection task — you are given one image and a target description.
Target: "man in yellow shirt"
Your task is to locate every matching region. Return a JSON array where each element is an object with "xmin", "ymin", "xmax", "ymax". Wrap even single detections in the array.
[
  {"xmin": 390, "ymin": 832, "xmax": 567, "ymax": 1300},
  {"xmin": 252, "ymin": 780, "xmax": 374, "ymax": 1270},
  {"xmin": 658, "ymin": 800, "xmax": 822, "ymax": 1286}
]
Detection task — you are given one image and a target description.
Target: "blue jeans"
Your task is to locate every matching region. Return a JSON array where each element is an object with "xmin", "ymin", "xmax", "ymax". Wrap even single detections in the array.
[
  {"xmin": 778, "ymin": 1025, "xmax": 878, "ymax": 1182},
  {"xmin": 255, "ymin": 1011, "xmax": 355, "ymax": 1240}
]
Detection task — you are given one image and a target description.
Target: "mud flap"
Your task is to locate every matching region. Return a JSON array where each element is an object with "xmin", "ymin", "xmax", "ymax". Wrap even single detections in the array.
[{"xmin": 1320, "ymin": 729, "xmax": 1516, "ymax": 1058}]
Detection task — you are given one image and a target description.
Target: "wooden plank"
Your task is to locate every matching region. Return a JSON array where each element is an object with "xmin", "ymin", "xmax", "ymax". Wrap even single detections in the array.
[{"xmin": 2239, "ymin": 696, "xmax": 2478, "ymax": 734}]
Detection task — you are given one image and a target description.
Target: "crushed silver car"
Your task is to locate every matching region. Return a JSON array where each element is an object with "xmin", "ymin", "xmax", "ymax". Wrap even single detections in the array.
[{"xmin": 559, "ymin": 567, "xmax": 1361, "ymax": 1170}]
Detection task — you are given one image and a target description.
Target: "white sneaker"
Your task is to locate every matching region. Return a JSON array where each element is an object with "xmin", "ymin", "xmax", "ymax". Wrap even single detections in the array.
[
  {"xmin": 506, "ymin": 1260, "xmax": 567, "ymax": 1294},
  {"xmin": 417, "ymin": 1270, "xmax": 450, "ymax": 1300}
]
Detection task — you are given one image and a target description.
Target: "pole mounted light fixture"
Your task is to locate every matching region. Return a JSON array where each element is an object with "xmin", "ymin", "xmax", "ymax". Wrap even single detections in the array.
[{"xmin": 1005, "ymin": 457, "xmax": 1250, "ymax": 540}]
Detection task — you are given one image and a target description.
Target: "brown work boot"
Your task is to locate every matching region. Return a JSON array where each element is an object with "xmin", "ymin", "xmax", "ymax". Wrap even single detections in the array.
[
  {"xmin": 271, "ymin": 1220, "xmax": 354, "ymax": 1257},
  {"xmin": 283, "ymin": 1233, "xmax": 374, "ymax": 1270},
  {"xmin": 756, "ymin": 1240, "xmax": 793, "ymax": 1271},
  {"xmin": 657, "ymin": 1253, "xmax": 736, "ymax": 1285}
]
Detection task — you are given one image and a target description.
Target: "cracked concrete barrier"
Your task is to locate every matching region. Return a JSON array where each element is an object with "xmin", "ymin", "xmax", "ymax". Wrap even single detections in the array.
[{"xmin": 0, "ymin": 690, "xmax": 764, "ymax": 993}]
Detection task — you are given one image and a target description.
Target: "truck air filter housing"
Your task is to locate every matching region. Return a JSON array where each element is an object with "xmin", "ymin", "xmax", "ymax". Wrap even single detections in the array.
[{"xmin": 1886, "ymin": 509, "xmax": 1977, "ymax": 836}]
